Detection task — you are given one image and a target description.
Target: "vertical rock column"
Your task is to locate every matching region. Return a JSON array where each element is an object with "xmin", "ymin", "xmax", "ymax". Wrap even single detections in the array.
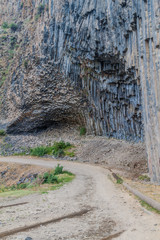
[{"xmin": 138, "ymin": 0, "xmax": 160, "ymax": 182}]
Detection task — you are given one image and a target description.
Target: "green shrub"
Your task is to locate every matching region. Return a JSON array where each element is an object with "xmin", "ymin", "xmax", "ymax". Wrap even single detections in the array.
[
  {"xmin": 138, "ymin": 175, "xmax": 150, "ymax": 181},
  {"xmin": 53, "ymin": 149, "xmax": 65, "ymax": 157},
  {"xmin": 10, "ymin": 185, "xmax": 16, "ymax": 191},
  {"xmin": 9, "ymin": 23, "xmax": 18, "ymax": 32},
  {"xmin": 52, "ymin": 141, "xmax": 72, "ymax": 157},
  {"xmin": 1, "ymin": 36, "xmax": 7, "ymax": 41},
  {"xmin": 0, "ymin": 130, "xmax": 6, "ymax": 136},
  {"xmin": 43, "ymin": 172, "xmax": 58, "ymax": 184},
  {"xmin": 80, "ymin": 127, "xmax": 86, "ymax": 136},
  {"xmin": 10, "ymin": 36, "xmax": 17, "ymax": 49},
  {"xmin": 0, "ymin": 166, "xmax": 75, "ymax": 195},
  {"xmin": 2, "ymin": 22, "xmax": 9, "ymax": 29},
  {"xmin": 62, "ymin": 171, "xmax": 74, "ymax": 176},
  {"xmin": 42, "ymin": 164, "xmax": 64, "ymax": 183},
  {"xmin": 30, "ymin": 145, "xmax": 55, "ymax": 157},
  {"xmin": 43, "ymin": 146, "xmax": 54, "ymax": 155},
  {"xmin": 116, "ymin": 178, "xmax": 123, "ymax": 184},
  {"xmin": 53, "ymin": 141, "xmax": 67, "ymax": 150},
  {"xmin": 30, "ymin": 146, "xmax": 47, "ymax": 157},
  {"xmin": 37, "ymin": 4, "xmax": 45, "ymax": 15},
  {"xmin": 13, "ymin": 151, "xmax": 27, "ymax": 156},
  {"xmin": 17, "ymin": 183, "xmax": 28, "ymax": 189},
  {"xmin": 29, "ymin": 141, "xmax": 74, "ymax": 158},
  {"xmin": 65, "ymin": 151, "xmax": 75, "ymax": 157},
  {"xmin": 115, "ymin": 174, "xmax": 123, "ymax": 184},
  {"xmin": 54, "ymin": 164, "xmax": 63, "ymax": 175}
]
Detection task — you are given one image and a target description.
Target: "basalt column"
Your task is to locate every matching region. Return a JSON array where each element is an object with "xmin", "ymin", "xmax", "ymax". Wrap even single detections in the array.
[
  {"xmin": 137, "ymin": 0, "xmax": 160, "ymax": 183},
  {"xmin": 0, "ymin": 0, "xmax": 160, "ymax": 182}
]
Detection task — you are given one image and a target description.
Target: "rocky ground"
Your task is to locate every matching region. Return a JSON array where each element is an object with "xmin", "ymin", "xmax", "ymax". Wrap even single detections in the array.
[
  {"xmin": 0, "ymin": 125, "xmax": 147, "ymax": 180},
  {"xmin": 0, "ymin": 162, "xmax": 49, "ymax": 187}
]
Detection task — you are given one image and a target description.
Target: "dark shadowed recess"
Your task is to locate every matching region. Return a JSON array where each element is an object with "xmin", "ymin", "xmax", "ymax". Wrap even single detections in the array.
[{"xmin": 6, "ymin": 112, "xmax": 85, "ymax": 134}]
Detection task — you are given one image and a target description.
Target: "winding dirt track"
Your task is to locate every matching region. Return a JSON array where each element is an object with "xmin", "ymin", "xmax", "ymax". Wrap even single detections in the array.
[{"xmin": 0, "ymin": 156, "xmax": 160, "ymax": 240}]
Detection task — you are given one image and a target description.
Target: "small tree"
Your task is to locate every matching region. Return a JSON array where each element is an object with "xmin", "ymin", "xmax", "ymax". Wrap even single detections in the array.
[{"xmin": 10, "ymin": 23, "xmax": 18, "ymax": 32}]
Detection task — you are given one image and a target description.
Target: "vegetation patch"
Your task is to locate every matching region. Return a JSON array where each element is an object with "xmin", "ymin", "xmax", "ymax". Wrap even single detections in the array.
[
  {"xmin": 0, "ymin": 164, "xmax": 75, "ymax": 198},
  {"xmin": 20, "ymin": 3, "xmax": 24, "ymax": 9},
  {"xmin": 52, "ymin": 141, "xmax": 74, "ymax": 157},
  {"xmin": 38, "ymin": 4, "xmax": 45, "ymax": 15},
  {"xmin": 10, "ymin": 36, "xmax": 17, "ymax": 49},
  {"xmin": 80, "ymin": 127, "xmax": 86, "ymax": 136},
  {"xmin": 112, "ymin": 173, "xmax": 123, "ymax": 184},
  {"xmin": 139, "ymin": 199, "xmax": 160, "ymax": 214},
  {"xmin": 29, "ymin": 141, "xmax": 75, "ymax": 158},
  {"xmin": 1, "ymin": 35, "xmax": 7, "ymax": 41},
  {"xmin": 2, "ymin": 22, "xmax": 9, "ymax": 29},
  {"xmin": 24, "ymin": 60, "xmax": 28, "ymax": 69},
  {"xmin": 0, "ymin": 130, "xmax": 6, "ymax": 136},
  {"xmin": 9, "ymin": 23, "xmax": 18, "ymax": 32},
  {"xmin": 30, "ymin": 146, "xmax": 48, "ymax": 157},
  {"xmin": 116, "ymin": 178, "xmax": 123, "ymax": 184},
  {"xmin": 138, "ymin": 175, "xmax": 150, "ymax": 182},
  {"xmin": 1, "ymin": 22, "xmax": 18, "ymax": 32}
]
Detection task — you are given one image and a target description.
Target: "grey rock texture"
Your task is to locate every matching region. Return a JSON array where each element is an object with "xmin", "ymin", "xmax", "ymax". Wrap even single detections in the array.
[{"xmin": 0, "ymin": 0, "xmax": 160, "ymax": 182}]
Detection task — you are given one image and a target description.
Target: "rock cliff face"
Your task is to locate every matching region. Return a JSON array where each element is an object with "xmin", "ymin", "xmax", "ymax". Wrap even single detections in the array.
[{"xmin": 0, "ymin": 0, "xmax": 160, "ymax": 182}]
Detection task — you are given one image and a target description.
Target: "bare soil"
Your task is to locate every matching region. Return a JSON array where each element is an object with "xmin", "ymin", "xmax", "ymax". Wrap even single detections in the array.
[
  {"xmin": 0, "ymin": 157, "xmax": 159, "ymax": 240},
  {"xmin": 0, "ymin": 127, "xmax": 155, "ymax": 240},
  {"xmin": 0, "ymin": 125, "xmax": 148, "ymax": 180},
  {"xmin": 76, "ymin": 136, "xmax": 147, "ymax": 179},
  {"xmin": 0, "ymin": 162, "xmax": 49, "ymax": 187}
]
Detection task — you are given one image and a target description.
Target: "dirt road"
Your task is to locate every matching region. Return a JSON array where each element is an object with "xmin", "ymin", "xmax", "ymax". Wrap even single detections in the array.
[{"xmin": 0, "ymin": 156, "xmax": 160, "ymax": 240}]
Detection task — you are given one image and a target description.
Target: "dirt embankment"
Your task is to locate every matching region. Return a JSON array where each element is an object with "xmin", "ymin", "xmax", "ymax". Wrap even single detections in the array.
[
  {"xmin": 0, "ymin": 126, "xmax": 147, "ymax": 180},
  {"xmin": 0, "ymin": 163, "xmax": 49, "ymax": 187},
  {"xmin": 76, "ymin": 137, "xmax": 147, "ymax": 178}
]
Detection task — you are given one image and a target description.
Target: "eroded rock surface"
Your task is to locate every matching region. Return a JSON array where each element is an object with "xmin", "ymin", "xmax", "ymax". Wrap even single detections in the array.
[
  {"xmin": 0, "ymin": 0, "xmax": 160, "ymax": 181},
  {"xmin": 0, "ymin": 0, "xmax": 143, "ymax": 140}
]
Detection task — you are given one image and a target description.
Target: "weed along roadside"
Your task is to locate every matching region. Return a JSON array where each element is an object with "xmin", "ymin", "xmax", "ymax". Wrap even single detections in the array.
[
  {"xmin": 0, "ymin": 130, "xmax": 6, "ymax": 136},
  {"xmin": 0, "ymin": 163, "xmax": 75, "ymax": 198},
  {"xmin": 0, "ymin": 157, "xmax": 160, "ymax": 240},
  {"xmin": 111, "ymin": 171, "xmax": 160, "ymax": 214},
  {"xmin": 12, "ymin": 141, "xmax": 76, "ymax": 159}
]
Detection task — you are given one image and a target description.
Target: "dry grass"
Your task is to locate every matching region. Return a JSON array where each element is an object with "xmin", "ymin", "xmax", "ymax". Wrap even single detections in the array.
[{"xmin": 125, "ymin": 178, "xmax": 160, "ymax": 203}]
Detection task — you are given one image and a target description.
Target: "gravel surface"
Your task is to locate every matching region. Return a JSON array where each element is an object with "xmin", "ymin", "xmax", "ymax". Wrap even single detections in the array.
[{"xmin": 0, "ymin": 157, "xmax": 159, "ymax": 240}]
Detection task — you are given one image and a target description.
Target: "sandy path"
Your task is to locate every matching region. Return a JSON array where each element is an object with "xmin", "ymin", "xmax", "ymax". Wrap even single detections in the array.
[{"xmin": 0, "ymin": 156, "xmax": 160, "ymax": 240}]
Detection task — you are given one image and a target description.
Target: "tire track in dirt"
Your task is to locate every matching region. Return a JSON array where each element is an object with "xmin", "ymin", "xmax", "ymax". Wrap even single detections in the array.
[
  {"xmin": 0, "ymin": 157, "xmax": 160, "ymax": 240},
  {"xmin": 0, "ymin": 209, "xmax": 92, "ymax": 238},
  {"xmin": 0, "ymin": 202, "xmax": 28, "ymax": 210}
]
